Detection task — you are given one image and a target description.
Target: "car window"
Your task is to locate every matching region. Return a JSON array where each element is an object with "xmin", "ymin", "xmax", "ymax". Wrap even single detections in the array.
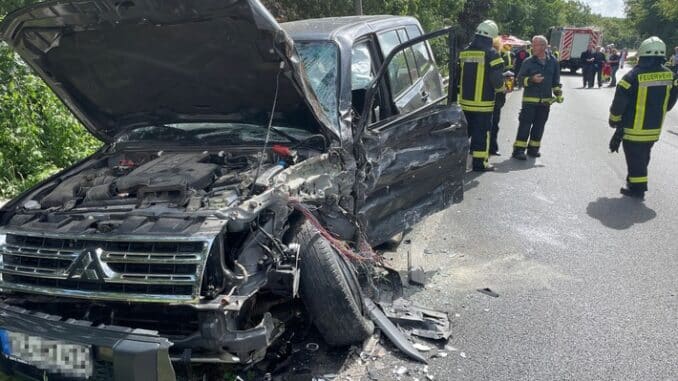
[
  {"xmin": 405, "ymin": 25, "xmax": 421, "ymax": 39},
  {"xmin": 378, "ymin": 30, "xmax": 413, "ymax": 96},
  {"xmin": 351, "ymin": 42, "xmax": 374, "ymax": 90},
  {"xmin": 406, "ymin": 25, "xmax": 434, "ymax": 75},
  {"xmin": 377, "ymin": 30, "xmax": 400, "ymax": 57},
  {"xmin": 398, "ymin": 29, "xmax": 419, "ymax": 81},
  {"xmin": 296, "ymin": 42, "xmax": 339, "ymax": 128}
]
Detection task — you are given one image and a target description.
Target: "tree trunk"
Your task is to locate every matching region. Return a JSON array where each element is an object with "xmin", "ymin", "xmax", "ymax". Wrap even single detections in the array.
[{"xmin": 354, "ymin": 0, "xmax": 363, "ymax": 15}]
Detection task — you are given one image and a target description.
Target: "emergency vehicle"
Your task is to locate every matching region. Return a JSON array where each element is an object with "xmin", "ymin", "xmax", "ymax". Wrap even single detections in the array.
[{"xmin": 548, "ymin": 26, "xmax": 603, "ymax": 73}]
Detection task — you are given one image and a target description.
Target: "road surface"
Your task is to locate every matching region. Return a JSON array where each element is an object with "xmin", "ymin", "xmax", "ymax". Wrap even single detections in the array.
[{"xmin": 338, "ymin": 68, "xmax": 678, "ymax": 381}]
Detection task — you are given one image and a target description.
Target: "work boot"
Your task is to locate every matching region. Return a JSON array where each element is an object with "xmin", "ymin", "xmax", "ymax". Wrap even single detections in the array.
[
  {"xmin": 489, "ymin": 150, "xmax": 501, "ymax": 156},
  {"xmin": 620, "ymin": 187, "xmax": 645, "ymax": 200},
  {"xmin": 472, "ymin": 158, "xmax": 494, "ymax": 172},
  {"xmin": 527, "ymin": 148, "xmax": 541, "ymax": 158},
  {"xmin": 473, "ymin": 164, "xmax": 495, "ymax": 172},
  {"xmin": 512, "ymin": 149, "xmax": 527, "ymax": 161}
]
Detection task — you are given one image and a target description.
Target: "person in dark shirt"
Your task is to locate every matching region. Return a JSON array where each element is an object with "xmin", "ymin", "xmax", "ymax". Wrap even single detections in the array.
[
  {"xmin": 514, "ymin": 46, "xmax": 530, "ymax": 89},
  {"xmin": 593, "ymin": 46, "xmax": 606, "ymax": 88},
  {"xmin": 607, "ymin": 48, "xmax": 621, "ymax": 87},
  {"xmin": 580, "ymin": 44, "xmax": 596, "ymax": 88}
]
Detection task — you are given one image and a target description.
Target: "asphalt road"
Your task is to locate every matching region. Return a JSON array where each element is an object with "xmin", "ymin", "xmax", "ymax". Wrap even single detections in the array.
[{"xmin": 341, "ymin": 68, "xmax": 678, "ymax": 381}]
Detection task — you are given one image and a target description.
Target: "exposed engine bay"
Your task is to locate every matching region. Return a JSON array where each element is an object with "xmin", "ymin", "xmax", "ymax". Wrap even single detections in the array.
[
  {"xmin": 36, "ymin": 150, "xmax": 281, "ymax": 212},
  {"xmin": 3, "ymin": 145, "xmax": 351, "ymax": 235}
]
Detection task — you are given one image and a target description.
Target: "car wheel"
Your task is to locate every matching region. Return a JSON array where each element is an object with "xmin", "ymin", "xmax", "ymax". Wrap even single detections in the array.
[{"xmin": 296, "ymin": 221, "xmax": 374, "ymax": 346}]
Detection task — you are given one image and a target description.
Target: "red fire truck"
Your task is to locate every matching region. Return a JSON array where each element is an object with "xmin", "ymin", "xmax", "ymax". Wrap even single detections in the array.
[{"xmin": 548, "ymin": 26, "xmax": 603, "ymax": 73}]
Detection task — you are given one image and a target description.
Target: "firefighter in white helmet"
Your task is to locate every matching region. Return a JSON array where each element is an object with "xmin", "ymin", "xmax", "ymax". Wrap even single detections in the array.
[
  {"xmin": 608, "ymin": 36, "xmax": 678, "ymax": 199},
  {"xmin": 457, "ymin": 20, "xmax": 505, "ymax": 171}
]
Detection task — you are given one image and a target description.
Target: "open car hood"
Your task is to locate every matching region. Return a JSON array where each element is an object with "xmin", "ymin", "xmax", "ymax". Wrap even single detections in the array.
[{"xmin": 0, "ymin": 0, "xmax": 335, "ymax": 142}]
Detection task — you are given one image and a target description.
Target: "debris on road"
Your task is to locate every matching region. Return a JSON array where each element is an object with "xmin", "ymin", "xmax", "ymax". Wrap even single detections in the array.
[
  {"xmin": 395, "ymin": 366, "xmax": 409, "ymax": 376},
  {"xmin": 412, "ymin": 343, "xmax": 433, "ymax": 352},
  {"xmin": 408, "ymin": 247, "xmax": 427, "ymax": 286},
  {"xmin": 380, "ymin": 298, "xmax": 452, "ymax": 341},
  {"xmin": 306, "ymin": 343, "xmax": 320, "ymax": 352},
  {"xmin": 460, "ymin": 352, "xmax": 467, "ymax": 358},
  {"xmin": 477, "ymin": 288, "xmax": 500, "ymax": 298},
  {"xmin": 364, "ymin": 298, "xmax": 428, "ymax": 363}
]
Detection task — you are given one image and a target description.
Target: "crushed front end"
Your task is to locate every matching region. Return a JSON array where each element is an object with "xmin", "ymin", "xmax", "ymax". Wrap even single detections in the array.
[{"xmin": 0, "ymin": 143, "xmax": 352, "ymax": 380}]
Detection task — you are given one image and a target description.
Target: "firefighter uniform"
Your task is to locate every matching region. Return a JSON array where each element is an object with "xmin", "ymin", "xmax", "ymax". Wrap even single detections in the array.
[
  {"xmin": 512, "ymin": 51, "xmax": 562, "ymax": 159},
  {"xmin": 609, "ymin": 36, "xmax": 678, "ymax": 198},
  {"xmin": 459, "ymin": 20, "xmax": 505, "ymax": 171},
  {"xmin": 490, "ymin": 45, "xmax": 515, "ymax": 155}
]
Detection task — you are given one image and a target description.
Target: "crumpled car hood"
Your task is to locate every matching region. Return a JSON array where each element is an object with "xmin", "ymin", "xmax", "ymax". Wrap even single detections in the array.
[{"xmin": 0, "ymin": 0, "xmax": 335, "ymax": 142}]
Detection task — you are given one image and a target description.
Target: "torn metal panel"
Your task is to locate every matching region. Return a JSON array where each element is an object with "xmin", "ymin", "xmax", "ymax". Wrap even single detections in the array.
[
  {"xmin": 379, "ymin": 298, "xmax": 452, "ymax": 341},
  {"xmin": 357, "ymin": 102, "xmax": 468, "ymax": 246},
  {"xmin": 364, "ymin": 298, "xmax": 428, "ymax": 364}
]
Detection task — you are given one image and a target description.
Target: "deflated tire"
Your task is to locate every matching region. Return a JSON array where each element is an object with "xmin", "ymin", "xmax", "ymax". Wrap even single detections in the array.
[{"xmin": 297, "ymin": 221, "xmax": 374, "ymax": 346}]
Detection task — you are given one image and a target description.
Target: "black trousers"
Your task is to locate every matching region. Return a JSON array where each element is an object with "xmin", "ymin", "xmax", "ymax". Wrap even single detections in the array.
[
  {"xmin": 513, "ymin": 103, "xmax": 550, "ymax": 152},
  {"xmin": 622, "ymin": 140, "xmax": 654, "ymax": 192},
  {"xmin": 610, "ymin": 65, "xmax": 619, "ymax": 85},
  {"xmin": 490, "ymin": 93, "xmax": 506, "ymax": 153},
  {"xmin": 594, "ymin": 66, "xmax": 603, "ymax": 87},
  {"xmin": 464, "ymin": 110, "xmax": 493, "ymax": 168},
  {"xmin": 582, "ymin": 65, "xmax": 594, "ymax": 88}
]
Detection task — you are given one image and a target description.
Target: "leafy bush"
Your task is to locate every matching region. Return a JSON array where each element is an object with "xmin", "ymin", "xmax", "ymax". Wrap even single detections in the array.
[{"xmin": 0, "ymin": 43, "xmax": 100, "ymax": 198}]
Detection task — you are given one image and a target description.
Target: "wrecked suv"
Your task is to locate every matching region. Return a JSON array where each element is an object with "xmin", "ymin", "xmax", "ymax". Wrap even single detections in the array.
[{"xmin": 0, "ymin": 0, "xmax": 467, "ymax": 380}]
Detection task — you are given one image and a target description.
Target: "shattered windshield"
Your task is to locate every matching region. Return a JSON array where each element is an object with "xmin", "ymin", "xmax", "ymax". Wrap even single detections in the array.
[
  {"xmin": 116, "ymin": 123, "xmax": 314, "ymax": 145},
  {"xmin": 296, "ymin": 42, "xmax": 340, "ymax": 129}
]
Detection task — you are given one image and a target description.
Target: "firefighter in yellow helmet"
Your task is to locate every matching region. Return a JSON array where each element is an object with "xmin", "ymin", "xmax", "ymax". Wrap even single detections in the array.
[
  {"xmin": 609, "ymin": 36, "xmax": 678, "ymax": 199},
  {"xmin": 458, "ymin": 20, "xmax": 505, "ymax": 171}
]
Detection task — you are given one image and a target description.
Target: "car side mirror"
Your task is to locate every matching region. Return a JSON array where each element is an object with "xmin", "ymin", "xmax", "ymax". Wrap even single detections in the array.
[{"xmin": 355, "ymin": 27, "xmax": 457, "ymax": 141}]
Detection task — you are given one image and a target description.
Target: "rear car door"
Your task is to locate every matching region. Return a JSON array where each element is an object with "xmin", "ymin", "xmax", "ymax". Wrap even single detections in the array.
[{"xmin": 354, "ymin": 26, "xmax": 468, "ymax": 246}]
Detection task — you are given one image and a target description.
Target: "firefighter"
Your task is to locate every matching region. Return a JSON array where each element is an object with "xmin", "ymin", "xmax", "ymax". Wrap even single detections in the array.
[
  {"xmin": 459, "ymin": 20, "xmax": 505, "ymax": 171},
  {"xmin": 512, "ymin": 35, "xmax": 563, "ymax": 160},
  {"xmin": 608, "ymin": 36, "xmax": 678, "ymax": 199},
  {"xmin": 490, "ymin": 41, "xmax": 515, "ymax": 155}
]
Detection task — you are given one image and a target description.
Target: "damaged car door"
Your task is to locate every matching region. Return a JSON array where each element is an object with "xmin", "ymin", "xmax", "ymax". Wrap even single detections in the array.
[{"xmin": 355, "ymin": 27, "xmax": 468, "ymax": 245}]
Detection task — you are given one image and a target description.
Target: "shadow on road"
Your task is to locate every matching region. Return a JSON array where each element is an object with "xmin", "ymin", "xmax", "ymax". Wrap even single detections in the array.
[
  {"xmin": 586, "ymin": 196, "xmax": 657, "ymax": 230},
  {"xmin": 492, "ymin": 157, "xmax": 545, "ymax": 173}
]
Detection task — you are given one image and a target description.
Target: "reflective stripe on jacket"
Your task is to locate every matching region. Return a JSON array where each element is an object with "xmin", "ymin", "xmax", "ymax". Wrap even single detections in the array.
[
  {"xmin": 517, "ymin": 54, "xmax": 561, "ymax": 104},
  {"xmin": 458, "ymin": 36, "xmax": 505, "ymax": 113},
  {"xmin": 610, "ymin": 67, "xmax": 678, "ymax": 142}
]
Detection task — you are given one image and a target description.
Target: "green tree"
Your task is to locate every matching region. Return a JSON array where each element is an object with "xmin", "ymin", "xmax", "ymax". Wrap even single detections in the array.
[
  {"xmin": 626, "ymin": 0, "xmax": 678, "ymax": 50},
  {"xmin": 1, "ymin": 0, "xmax": 100, "ymax": 198}
]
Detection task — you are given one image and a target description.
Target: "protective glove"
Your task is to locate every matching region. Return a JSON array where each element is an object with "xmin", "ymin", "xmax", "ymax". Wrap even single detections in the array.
[
  {"xmin": 553, "ymin": 88, "xmax": 563, "ymax": 97},
  {"xmin": 609, "ymin": 129, "xmax": 623, "ymax": 153},
  {"xmin": 608, "ymin": 119, "xmax": 621, "ymax": 128},
  {"xmin": 555, "ymin": 95, "xmax": 564, "ymax": 103}
]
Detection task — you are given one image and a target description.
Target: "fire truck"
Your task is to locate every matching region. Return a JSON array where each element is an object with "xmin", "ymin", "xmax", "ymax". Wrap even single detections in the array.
[{"xmin": 548, "ymin": 27, "xmax": 603, "ymax": 73}]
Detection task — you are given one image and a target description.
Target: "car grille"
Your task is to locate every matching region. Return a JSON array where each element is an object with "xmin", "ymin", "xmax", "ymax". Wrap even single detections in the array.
[{"xmin": 0, "ymin": 233, "xmax": 210, "ymax": 302}]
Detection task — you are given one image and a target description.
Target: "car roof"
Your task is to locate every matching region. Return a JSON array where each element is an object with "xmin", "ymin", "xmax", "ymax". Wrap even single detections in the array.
[{"xmin": 281, "ymin": 15, "xmax": 420, "ymax": 42}]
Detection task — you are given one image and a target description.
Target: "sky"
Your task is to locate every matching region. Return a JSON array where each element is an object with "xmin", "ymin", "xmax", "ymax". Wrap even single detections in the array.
[{"xmin": 580, "ymin": 0, "xmax": 626, "ymax": 18}]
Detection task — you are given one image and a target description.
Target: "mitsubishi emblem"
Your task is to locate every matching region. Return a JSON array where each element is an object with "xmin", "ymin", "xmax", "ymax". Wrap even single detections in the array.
[{"xmin": 66, "ymin": 248, "xmax": 115, "ymax": 281}]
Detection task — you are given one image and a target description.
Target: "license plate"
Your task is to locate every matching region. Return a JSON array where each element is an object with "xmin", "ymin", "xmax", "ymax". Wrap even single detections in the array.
[{"xmin": 0, "ymin": 329, "xmax": 92, "ymax": 378}]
